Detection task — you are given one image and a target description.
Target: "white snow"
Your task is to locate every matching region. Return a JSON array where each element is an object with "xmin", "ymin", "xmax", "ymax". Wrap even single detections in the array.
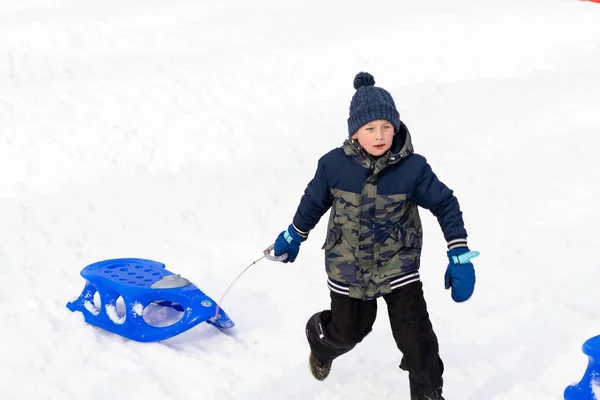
[
  {"xmin": 592, "ymin": 374, "xmax": 600, "ymax": 400},
  {"xmin": 83, "ymin": 300, "xmax": 99, "ymax": 316},
  {"xmin": 132, "ymin": 301, "xmax": 145, "ymax": 317},
  {"xmin": 105, "ymin": 303, "xmax": 126, "ymax": 325},
  {"xmin": 1, "ymin": 0, "xmax": 600, "ymax": 399}
]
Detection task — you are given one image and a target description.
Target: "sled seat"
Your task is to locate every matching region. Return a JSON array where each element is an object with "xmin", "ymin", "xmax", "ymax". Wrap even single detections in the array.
[{"xmin": 66, "ymin": 258, "xmax": 234, "ymax": 342}]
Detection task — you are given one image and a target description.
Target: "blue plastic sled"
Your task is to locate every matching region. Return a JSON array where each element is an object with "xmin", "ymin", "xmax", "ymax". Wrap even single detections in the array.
[{"xmin": 66, "ymin": 258, "xmax": 234, "ymax": 342}]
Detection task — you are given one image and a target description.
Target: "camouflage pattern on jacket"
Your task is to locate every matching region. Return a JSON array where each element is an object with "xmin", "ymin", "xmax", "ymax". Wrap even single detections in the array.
[{"xmin": 322, "ymin": 132, "xmax": 423, "ymax": 300}]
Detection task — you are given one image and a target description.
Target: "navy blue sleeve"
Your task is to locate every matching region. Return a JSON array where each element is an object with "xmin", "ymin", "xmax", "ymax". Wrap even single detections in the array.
[
  {"xmin": 412, "ymin": 160, "xmax": 468, "ymax": 244},
  {"xmin": 292, "ymin": 158, "xmax": 333, "ymax": 234}
]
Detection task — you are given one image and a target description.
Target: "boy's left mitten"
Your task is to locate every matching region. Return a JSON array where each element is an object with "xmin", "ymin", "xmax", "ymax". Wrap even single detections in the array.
[
  {"xmin": 274, "ymin": 224, "xmax": 307, "ymax": 263},
  {"xmin": 445, "ymin": 247, "xmax": 480, "ymax": 302}
]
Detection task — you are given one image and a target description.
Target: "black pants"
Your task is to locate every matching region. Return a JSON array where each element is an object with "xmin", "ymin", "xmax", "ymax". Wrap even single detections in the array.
[{"xmin": 305, "ymin": 281, "xmax": 444, "ymax": 397}]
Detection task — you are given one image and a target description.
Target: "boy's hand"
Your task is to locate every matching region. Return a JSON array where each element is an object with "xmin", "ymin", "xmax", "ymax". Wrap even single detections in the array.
[
  {"xmin": 444, "ymin": 248, "xmax": 480, "ymax": 302},
  {"xmin": 273, "ymin": 224, "xmax": 307, "ymax": 263}
]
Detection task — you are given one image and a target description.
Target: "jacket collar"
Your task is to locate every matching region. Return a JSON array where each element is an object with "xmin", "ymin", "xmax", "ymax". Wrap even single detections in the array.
[{"xmin": 342, "ymin": 122, "xmax": 414, "ymax": 173}]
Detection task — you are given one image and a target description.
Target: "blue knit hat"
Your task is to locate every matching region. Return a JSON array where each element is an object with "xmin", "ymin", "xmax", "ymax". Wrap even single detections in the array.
[{"xmin": 347, "ymin": 72, "xmax": 401, "ymax": 136}]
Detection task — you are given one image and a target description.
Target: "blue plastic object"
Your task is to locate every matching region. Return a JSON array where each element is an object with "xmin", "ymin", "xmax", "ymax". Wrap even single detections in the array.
[
  {"xmin": 66, "ymin": 258, "xmax": 234, "ymax": 342},
  {"xmin": 564, "ymin": 335, "xmax": 600, "ymax": 399}
]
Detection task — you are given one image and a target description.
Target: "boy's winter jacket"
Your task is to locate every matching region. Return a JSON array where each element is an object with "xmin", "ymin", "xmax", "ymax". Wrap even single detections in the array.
[{"xmin": 292, "ymin": 123, "xmax": 467, "ymax": 300}]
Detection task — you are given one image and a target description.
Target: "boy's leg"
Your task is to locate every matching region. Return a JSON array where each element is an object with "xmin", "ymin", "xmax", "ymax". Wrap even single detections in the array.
[
  {"xmin": 383, "ymin": 281, "xmax": 444, "ymax": 399},
  {"xmin": 305, "ymin": 290, "xmax": 377, "ymax": 364}
]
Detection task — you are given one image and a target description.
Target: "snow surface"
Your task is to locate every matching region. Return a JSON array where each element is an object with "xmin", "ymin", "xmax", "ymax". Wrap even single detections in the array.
[
  {"xmin": 593, "ymin": 375, "xmax": 600, "ymax": 400},
  {"xmin": 1, "ymin": 0, "xmax": 600, "ymax": 399}
]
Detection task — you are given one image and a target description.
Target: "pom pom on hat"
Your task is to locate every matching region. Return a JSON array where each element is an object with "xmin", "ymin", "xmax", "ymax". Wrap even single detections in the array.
[{"xmin": 353, "ymin": 72, "xmax": 375, "ymax": 90}]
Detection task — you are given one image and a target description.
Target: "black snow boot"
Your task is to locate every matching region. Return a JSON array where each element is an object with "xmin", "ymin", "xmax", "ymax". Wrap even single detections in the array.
[
  {"xmin": 308, "ymin": 353, "xmax": 332, "ymax": 381},
  {"xmin": 412, "ymin": 389, "xmax": 445, "ymax": 400}
]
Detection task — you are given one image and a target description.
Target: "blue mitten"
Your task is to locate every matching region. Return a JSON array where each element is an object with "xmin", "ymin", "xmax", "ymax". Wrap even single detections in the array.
[
  {"xmin": 274, "ymin": 224, "xmax": 307, "ymax": 263},
  {"xmin": 445, "ymin": 248, "xmax": 480, "ymax": 302}
]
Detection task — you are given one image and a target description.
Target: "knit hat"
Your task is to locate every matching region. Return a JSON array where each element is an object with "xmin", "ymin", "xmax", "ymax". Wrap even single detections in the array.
[{"xmin": 347, "ymin": 72, "xmax": 401, "ymax": 136}]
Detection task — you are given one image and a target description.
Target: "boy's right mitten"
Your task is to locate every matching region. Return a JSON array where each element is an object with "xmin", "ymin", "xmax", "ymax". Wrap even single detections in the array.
[{"xmin": 274, "ymin": 224, "xmax": 307, "ymax": 263}]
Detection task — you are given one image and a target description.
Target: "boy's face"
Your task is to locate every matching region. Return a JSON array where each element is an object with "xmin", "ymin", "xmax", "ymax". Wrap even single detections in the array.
[{"xmin": 351, "ymin": 120, "xmax": 395, "ymax": 156}]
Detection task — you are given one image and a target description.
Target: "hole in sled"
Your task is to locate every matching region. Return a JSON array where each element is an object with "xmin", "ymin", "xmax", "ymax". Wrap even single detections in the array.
[
  {"xmin": 83, "ymin": 286, "xmax": 101, "ymax": 316},
  {"xmin": 142, "ymin": 300, "xmax": 185, "ymax": 327},
  {"xmin": 105, "ymin": 295, "xmax": 126, "ymax": 325}
]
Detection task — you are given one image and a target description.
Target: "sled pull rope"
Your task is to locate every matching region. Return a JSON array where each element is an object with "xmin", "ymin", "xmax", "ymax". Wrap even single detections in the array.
[{"xmin": 213, "ymin": 245, "xmax": 286, "ymax": 320}]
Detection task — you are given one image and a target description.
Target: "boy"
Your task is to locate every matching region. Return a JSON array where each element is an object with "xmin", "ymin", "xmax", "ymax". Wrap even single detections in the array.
[{"xmin": 273, "ymin": 72, "xmax": 479, "ymax": 400}]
